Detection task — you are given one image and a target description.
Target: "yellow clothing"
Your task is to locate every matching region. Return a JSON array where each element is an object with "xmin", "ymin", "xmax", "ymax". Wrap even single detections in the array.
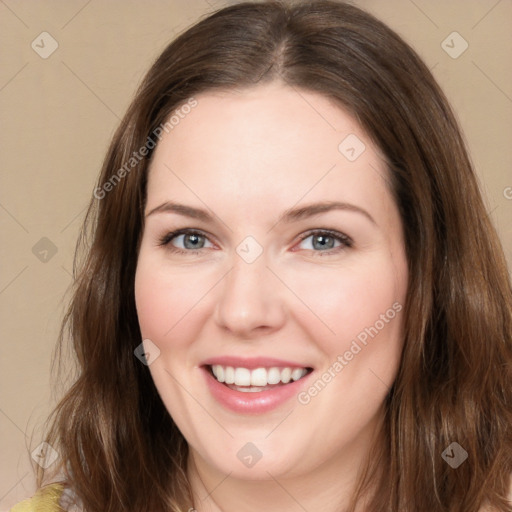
[{"xmin": 9, "ymin": 484, "xmax": 65, "ymax": 512}]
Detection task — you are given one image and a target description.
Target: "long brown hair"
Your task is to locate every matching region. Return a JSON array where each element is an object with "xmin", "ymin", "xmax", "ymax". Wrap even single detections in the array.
[{"xmin": 36, "ymin": 1, "xmax": 512, "ymax": 511}]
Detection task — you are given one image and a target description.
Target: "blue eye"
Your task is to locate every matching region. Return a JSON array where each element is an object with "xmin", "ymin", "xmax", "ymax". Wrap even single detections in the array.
[
  {"xmin": 297, "ymin": 230, "xmax": 352, "ymax": 254},
  {"xmin": 159, "ymin": 229, "xmax": 214, "ymax": 254},
  {"xmin": 158, "ymin": 228, "xmax": 352, "ymax": 256}
]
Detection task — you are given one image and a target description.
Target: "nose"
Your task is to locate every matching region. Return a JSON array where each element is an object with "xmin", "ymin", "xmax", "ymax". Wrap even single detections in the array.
[{"xmin": 213, "ymin": 252, "xmax": 287, "ymax": 338}]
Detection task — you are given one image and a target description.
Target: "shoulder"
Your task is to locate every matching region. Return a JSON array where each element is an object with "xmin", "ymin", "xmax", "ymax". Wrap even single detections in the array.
[{"xmin": 9, "ymin": 484, "xmax": 65, "ymax": 512}]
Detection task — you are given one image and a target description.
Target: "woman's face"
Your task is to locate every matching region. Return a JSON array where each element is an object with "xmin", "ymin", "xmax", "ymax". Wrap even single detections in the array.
[{"xmin": 135, "ymin": 83, "xmax": 408, "ymax": 481}]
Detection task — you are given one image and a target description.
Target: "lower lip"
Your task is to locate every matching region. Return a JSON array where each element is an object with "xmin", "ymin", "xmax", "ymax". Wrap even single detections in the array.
[{"xmin": 202, "ymin": 366, "xmax": 313, "ymax": 414}]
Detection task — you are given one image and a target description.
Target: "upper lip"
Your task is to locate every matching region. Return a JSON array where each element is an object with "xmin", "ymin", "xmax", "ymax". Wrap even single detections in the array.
[{"xmin": 201, "ymin": 356, "xmax": 312, "ymax": 369}]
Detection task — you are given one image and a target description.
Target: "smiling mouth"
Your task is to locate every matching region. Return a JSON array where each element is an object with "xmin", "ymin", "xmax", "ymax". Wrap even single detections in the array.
[{"xmin": 206, "ymin": 364, "xmax": 313, "ymax": 393}]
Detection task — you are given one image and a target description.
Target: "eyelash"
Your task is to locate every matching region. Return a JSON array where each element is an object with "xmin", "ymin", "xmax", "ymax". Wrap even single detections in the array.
[{"xmin": 157, "ymin": 228, "xmax": 353, "ymax": 256}]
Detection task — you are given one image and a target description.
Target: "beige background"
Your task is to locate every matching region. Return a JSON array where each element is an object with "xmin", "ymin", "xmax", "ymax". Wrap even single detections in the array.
[{"xmin": 0, "ymin": 0, "xmax": 510, "ymax": 508}]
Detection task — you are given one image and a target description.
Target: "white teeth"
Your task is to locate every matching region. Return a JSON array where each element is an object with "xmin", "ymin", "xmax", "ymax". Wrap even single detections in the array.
[
  {"xmin": 213, "ymin": 365, "xmax": 225, "ymax": 383},
  {"xmin": 281, "ymin": 367, "xmax": 292, "ymax": 384},
  {"xmin": 234, "ymin": 367, "xmax": 251, "ymax": 386},
  {"xmin": 267, "ymin": 367, "xmax": 281, "ymax": 384},
  {"xmin": 224, "ymin": 366, "xmax": 235, "ymax": 384},
  {"xmin": 251, "ymin": 368, "xmax": 268, "ymax": 387},
  {"xmin": 210, "ymin": 365, "xmax": 308, "ymax": 387},
  {"xmin": 234, "ymin": 386, "xmax": 265, "ymax": 393},
  {"xmin": 291, "ymin": 368, "xmax": 304, "ymax": 381}
]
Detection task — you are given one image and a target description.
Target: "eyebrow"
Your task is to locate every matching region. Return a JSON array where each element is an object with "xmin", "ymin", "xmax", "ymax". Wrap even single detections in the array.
[{"xmin": 145, "ymin": 200, "xmax": 376, "ymax": 225}]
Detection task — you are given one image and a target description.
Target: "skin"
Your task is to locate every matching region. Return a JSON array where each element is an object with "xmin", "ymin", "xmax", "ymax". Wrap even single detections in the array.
[{"xmin": 134, "ymin": 82, "xmax": 409, "ymax": 512}]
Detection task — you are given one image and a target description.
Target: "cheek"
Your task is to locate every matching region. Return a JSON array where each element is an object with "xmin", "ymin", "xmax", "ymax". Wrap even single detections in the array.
[
  {"xmin": 289, "ymin": 255, "xmax": 408, "ymax": 404},
  {"xmin": 322, "ymin": 262, "xmax": 406, "ymax": 398},
  {"xmin": 289, "ymin": 260, "xmax": 405, "ymax": 346},
  {"xmin": 134, "ymin": 264, "xmax": 170, "ymax": 340},
  {"xmin": 134, "ymin": 256, "xmax": 209, "ymax": 345}
]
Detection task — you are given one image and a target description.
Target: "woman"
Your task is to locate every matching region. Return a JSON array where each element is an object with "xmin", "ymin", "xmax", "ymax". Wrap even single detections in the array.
[{"xmin": 11, "ymin": 1, "xmax": 512, "ymax": 511}]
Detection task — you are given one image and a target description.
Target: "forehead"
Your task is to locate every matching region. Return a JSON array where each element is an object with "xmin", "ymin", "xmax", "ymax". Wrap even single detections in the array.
[{"xmin": 146, "ymin": 83, "xmax": 392, "ymax": 219}]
